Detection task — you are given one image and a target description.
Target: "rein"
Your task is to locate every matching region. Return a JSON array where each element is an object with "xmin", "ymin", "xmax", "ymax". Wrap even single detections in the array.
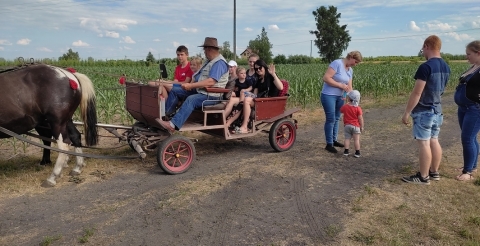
[{"xmin": 0, "ymin": 126, "xmax": 141, "ymax": 160}]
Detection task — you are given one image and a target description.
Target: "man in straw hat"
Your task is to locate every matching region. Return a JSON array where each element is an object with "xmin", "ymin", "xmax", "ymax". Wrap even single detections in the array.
[{"xmin": 156, "ymin": 37, "xmax": 229, "ymax": 132}]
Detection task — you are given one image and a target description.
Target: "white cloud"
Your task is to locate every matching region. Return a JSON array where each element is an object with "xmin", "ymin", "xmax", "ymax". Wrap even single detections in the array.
[
  {"xmin": 426, "ymin": 21, "xmax": 456, "ymax": 31},
  {"xmin": 121, "ymin": 36, "xmax": 136, "ymax": 44},
  {"xmin": 409, "ymin": 21, "xmax": 421, "ymax": 31},
  {"xmin": 244, "ymin": 27, "xmax": 253, "ymax": 32},
  {"xmin": 149, "ymin": 48, "xmax": 157, "ymax": 53},
  {"xmin": 72, "ymin": 40, "xmax": 89, "ymax": 47},
  {"xmin": 181, "ymin": 28, "xmax": 198, "ymax": 33},
  {"xmin": 0, "ymin": 47, "xmax": 4, "ymax": 51},
  {"xmin": 0, "ymin": 40, "xmax": 12, "ymax": 45},
  {"xmin": 104, "ymin": 18, "xmax": 137, "ymax": 31},
  {"xmin": 105, "ymin": 31, "xmax": 120, "ymax": 38},
  {"xmin": 444, "ymin": 32, "xmax": 472, "ymax": 41},
  {"xmin": 17, "ymin": 38, "xmax": 31, "ymax": 45},
  {"xmin": 173, "ymin": 41, "xmax": 180, "ymax": 47},
  {"xmin": 268, "ymin": 25, "xmax": 280, "ymax": 30},
  {"xmin": 123, "ymin": 46, "xmax": 131, "ymax": 50},
  {"xmin": 79, "ymin": 18, "xmax": 137, "ymax": 34},
  {"xmin": 153, "ymin": 39, "xmax": 161, "ymax": 42},
  {"xmin": 37, "ymin": 47, "xmax": 52, "ymax": 52}
]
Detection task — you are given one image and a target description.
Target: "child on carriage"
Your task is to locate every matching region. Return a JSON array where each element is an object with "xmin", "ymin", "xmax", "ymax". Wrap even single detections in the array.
[
  {"xmin": 148, "ymin": 45, "xmax": 194, "ymax": 99},
  {"xmin": 226, "ymin": 60, "xmax": 284, "ymax": 134}
]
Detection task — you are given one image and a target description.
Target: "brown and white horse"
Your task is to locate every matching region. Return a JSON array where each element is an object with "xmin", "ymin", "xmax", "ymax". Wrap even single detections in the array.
[{"xmin": 0, "ymin": 64, "xmax": 98, "ymax": 187}]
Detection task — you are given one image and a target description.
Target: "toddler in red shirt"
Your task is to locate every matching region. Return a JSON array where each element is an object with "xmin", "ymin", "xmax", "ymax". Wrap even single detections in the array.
[{"xmin": 340, "ymin": 90, "xmax": 364, "ymax": 157}]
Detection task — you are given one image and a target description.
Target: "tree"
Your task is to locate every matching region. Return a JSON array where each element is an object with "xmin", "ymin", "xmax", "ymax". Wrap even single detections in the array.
[
  {"xmin": 59, "ymin": 48, "xmax": 80, "ymax": 61},
  {"xmin": 145, "ymin": 51, "xmax": 156, "ymax": 66},
  {"xmin": 220, "ymin": 41, "xmax": 235, "ymax": 60},
  {"xmin": 287, "ymin": 55, "xmax": 313, "ymax": 64},
  {"xmin": 273, "ymin": 54, "xmax": 287, "ymax": 64},
  {"xmin": 248, "ymin": 27, "xmax": 273, "ymax": 63},
  {"xmin": 310, "ymin": 6, "xmax": 351, "ymax": 63}
]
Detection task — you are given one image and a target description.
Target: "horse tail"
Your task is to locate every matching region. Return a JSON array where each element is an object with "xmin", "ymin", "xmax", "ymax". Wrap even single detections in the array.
[{"xmin": 74, "ymin": 72, "xmax": 98, "ymax": 146}]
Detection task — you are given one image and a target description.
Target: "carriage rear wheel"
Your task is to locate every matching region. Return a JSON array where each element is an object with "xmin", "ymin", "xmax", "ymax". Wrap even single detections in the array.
[
  {"xmin": 269, "ymin": 118, "xmax": 296, "ymax": 152},
  {"xmin": 157, "ymin": 135, "xmax": 195, "ymax": 174}
]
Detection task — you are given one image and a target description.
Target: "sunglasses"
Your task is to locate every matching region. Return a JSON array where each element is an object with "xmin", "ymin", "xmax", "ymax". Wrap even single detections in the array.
[{"xmin": 254, "ymin": 66, "xmax": 263, "ymax": 71}]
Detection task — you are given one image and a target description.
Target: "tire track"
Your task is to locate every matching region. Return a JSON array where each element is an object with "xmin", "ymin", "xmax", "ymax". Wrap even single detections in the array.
[
  {"xmin": 294, "ymin": 177, "xmax": 323, "ymax": 241},
  {"xmin": 210, "ymin": 178, "xmax": 244, "ymax": 245}
]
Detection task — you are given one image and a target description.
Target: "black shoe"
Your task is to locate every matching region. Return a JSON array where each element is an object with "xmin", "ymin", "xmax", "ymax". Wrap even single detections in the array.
[
  {"xmin": 402, "ymin": 172, "xmax": 430, "ymax": 185},
  {"xmin": 325, "ymin": 144, "xmax": 337, "ymax": 153},
  {"xmin": 429, "ymin": 171, "xmax": 440, "ymax": 181},
  {"xmin": 333, "ymin": 141, "xmax": 344, "ymax": 147},
  {"xmin": 354, "ymin": 150, "xmax": 361, "ymax": 158},
  {"xmin": 343, "ymin": 149, "xmax": 349, "ymax": 156}
]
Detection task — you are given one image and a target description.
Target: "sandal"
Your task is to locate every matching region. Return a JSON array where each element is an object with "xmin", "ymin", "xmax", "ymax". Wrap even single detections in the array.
[
  {"xmin": 455, "ymin": 172, "xmax": 473, "ymax": 181},
  {"xmin": 234, "ymin": 127, "xmax": 251, "ymax": 134},
  {"xmin": 455, "ymin": 167, "xmax": 478, "ymax": 173}
]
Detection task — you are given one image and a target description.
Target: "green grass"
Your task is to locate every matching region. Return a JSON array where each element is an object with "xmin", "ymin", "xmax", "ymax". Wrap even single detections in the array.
[
  {"xmin": 39, "ymin": 235, "xmax": 62, "ymax": 246},
  {"xmin": 78, "ymin": 227, "xmax": 96, "ymax": 244}
]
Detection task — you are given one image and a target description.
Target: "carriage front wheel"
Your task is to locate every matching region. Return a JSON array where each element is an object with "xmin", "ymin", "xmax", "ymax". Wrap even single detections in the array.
[
  {"xmin": 157, "ymin": 135, "xmax": 196, "ymax": 174},
  {"xmin": 269, "ymin": 118, "xmax": 296, "ymax": 152}
]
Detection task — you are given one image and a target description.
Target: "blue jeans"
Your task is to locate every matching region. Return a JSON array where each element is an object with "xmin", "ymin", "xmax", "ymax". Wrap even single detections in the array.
[
  {"xmin": 166, "ymin": 86, "xmax": 221, "ymax": 129},
  {"xmin": 321, "ymin": 93, "xmax": 344, "ymax": 145},
  {"xmin": 457, "ymin": 104, "xmax": 480, "ymax": 173},
  {"xmin": 411, "ymin": 111, "xmax": 443, "ymax": 140}
]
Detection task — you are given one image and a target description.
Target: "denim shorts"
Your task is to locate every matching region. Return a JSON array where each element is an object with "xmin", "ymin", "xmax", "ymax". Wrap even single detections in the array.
[
  {"xmin": 244, "ymin": 91, "xmax": 256, "ymax": 98},
  {"xmin": 411, "ymin": 111, "xmax": 443, "ymax": 140}
]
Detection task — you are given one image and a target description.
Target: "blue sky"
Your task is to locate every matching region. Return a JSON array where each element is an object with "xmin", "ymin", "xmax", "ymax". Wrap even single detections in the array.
[{"xmin": 0, "ymin": 0, "xmax": 479, "ymax": 61}]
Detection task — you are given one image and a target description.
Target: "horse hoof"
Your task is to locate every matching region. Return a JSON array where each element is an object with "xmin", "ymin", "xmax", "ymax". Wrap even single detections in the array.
[
  {"xmin": 69, "ymin": 170, "xmax": 81, "ymax": 176},
  {"xmin": 41, "ymin": 180, "xmax": 56, "ymax": 188}
]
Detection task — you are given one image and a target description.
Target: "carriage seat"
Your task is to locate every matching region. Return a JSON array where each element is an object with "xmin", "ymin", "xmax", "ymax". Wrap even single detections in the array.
[
  {"xmin": 202, "ymin": 79, "xmax": 290, "ymax": 112},
  {"xmin": 202, "ymin": 79, "xmax": 236, "ymax": 111}
]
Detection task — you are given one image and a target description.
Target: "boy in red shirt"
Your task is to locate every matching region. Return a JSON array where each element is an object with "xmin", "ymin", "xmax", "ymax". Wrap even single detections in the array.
[
  {"xmin": 340, "ymin": 90, "xmax": 364, "ymax": 157},
  {"xmin": 149, "ymin": 45, "xmax": 193, "ymax": 99}
]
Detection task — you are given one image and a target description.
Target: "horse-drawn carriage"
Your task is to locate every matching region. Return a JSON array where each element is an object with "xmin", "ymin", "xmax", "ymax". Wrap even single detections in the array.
[{"xmin": 0, "ymin": 63, "xmax": 299, "ymax": 187}]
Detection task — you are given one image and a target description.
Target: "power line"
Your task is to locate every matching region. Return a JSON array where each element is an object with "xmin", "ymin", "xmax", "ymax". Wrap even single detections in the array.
[
  {"xmin": 274, "ymin": 27, "xmax": 480, "ymax": 47},
  {"xmin": 354, "ymin": 27, "xmax": 480, "ymax": 41}
]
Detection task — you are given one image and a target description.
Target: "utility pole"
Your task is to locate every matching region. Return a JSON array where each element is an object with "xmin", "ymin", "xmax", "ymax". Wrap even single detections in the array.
[
  {"xmin": 233, "ymin": 0, "xmax": 236, "ymax": 61},
  {"xmin": 310, "ymin": 40, "xmax": 312, "ymax": 57}
]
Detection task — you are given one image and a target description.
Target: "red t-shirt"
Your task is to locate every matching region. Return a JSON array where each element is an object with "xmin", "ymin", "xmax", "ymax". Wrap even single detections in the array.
[
  {"xmin": 174, "ymin": 62, "xmax": 193, "ymax": 82},
  {"xmin": 340, "ymin": 104, "xmax": 363, "ymax": 127}
]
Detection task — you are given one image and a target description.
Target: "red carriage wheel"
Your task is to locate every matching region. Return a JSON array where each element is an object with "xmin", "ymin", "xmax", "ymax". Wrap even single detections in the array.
[
  {"xmin": 157, "ymin": 135, "xmax": 195, "ymax": 174},
  {"xmin": 269, "ymin": 119, "xmax": 296, "ymax": 152}
]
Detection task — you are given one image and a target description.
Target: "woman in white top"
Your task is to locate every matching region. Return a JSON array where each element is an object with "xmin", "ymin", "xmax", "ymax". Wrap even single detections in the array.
[{"xmin": 321, "ymin": 51, "xmax": 362, "ymax": 153}]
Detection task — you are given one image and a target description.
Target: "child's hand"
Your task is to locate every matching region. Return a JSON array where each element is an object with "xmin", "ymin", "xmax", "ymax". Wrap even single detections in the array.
[{"xmin": 360, "ymin": 127, "xmax": 364, "ymax": 133}]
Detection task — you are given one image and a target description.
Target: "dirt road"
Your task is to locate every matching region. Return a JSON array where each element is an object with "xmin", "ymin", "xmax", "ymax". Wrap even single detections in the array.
[{"xmin": 0, "ymin": 95, "xmax": 460, "ymax": 246}]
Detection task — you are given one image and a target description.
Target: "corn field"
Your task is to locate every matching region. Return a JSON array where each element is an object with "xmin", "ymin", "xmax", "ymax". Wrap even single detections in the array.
[{"xmin": 75, "ymin": 62, "xmax": 469, "ymax": 123}]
